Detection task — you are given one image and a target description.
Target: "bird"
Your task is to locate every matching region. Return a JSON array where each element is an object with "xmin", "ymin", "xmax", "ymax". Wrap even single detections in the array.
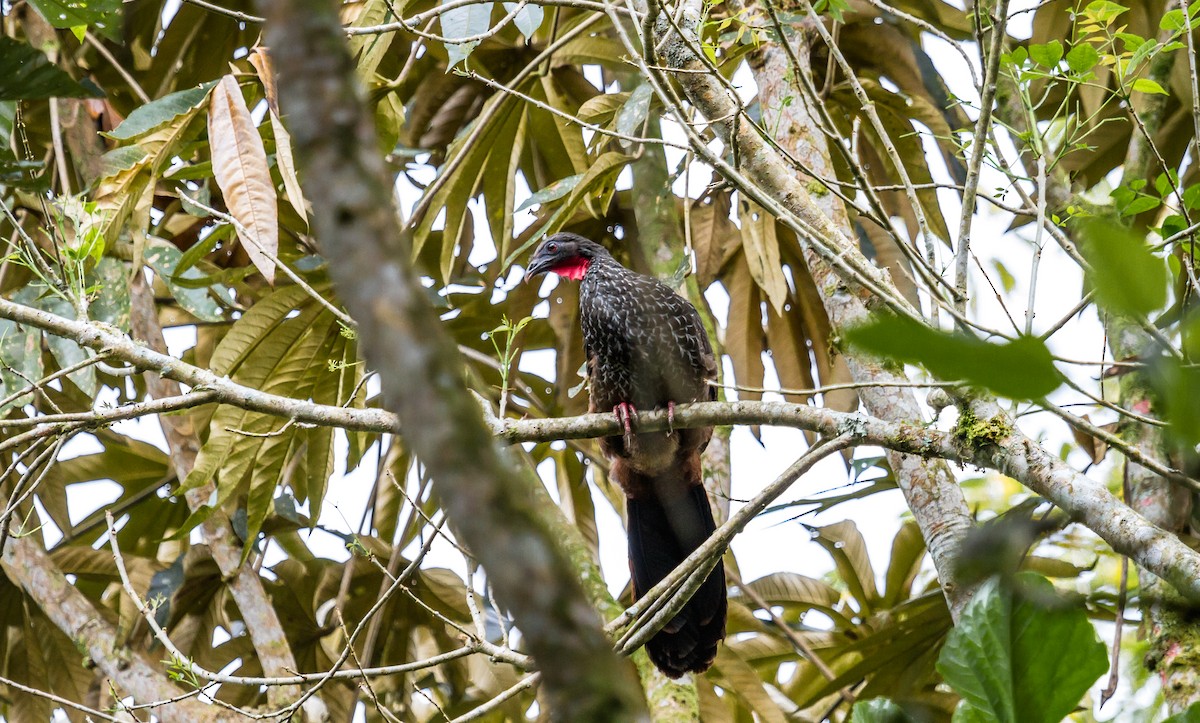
[{"xmin": 524, "ymin": 231, "xmax": 726, "ymax": 677}]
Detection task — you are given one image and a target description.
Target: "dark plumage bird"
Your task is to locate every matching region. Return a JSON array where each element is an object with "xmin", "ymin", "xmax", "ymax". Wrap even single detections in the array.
[{"xmin": 525, "ymin": 232, "xmax": 726, "ymax": 677}]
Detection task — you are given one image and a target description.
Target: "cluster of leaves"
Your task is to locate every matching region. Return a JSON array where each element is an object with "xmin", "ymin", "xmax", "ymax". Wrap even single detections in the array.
[{"xmin": 0, "ymin": 0, "xmax": 1198, "ymax": 717}]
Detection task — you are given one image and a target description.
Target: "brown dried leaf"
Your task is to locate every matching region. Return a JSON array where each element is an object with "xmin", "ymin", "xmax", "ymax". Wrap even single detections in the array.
[
  {"xmin": 690, "ymin": 192, "xmax": 739, "ymax": 288},
  {"xmin": 724, "ymin": 256, "xmax": 765, "ymax": 406},
  {"xmin": 738, "ymin": 198, "xmax": 788, "ymax": 314},
  {"xmin": 1067, "ymin": 414, "xmax": 1113, "ymax": 466},
  {"xmin": 764, "ymin": 294, "xmax": 816, "ymax": 404},
  {"xmin": 247, "ymin": 49, "xmax": 307, "ymax": 222},
  {"xmin": 781, "ymin": 235, "xmax": 858, "ymax": 412},
  {"xmin": 269, "ymin": 112, "xmax": 308, "ymax": 223},
  {"xmin": 208, "ymin": 75, "xmax": 278, "ymax": 284},
  {"xmin": 246, "ymin": 47, "xmax": 278, "ymax": 115}
]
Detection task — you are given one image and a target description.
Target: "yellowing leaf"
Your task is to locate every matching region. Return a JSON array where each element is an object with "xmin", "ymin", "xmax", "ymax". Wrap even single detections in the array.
[
  {"xmin": 737, "ymin": 199, "xmax": 788, "ymax": 314},
  {"xmin": 208, "ymin": 75, "xmax": 279, "ymax": 285},
  {"xmin": 270, "ymin": 111, "xmax": 308, "ymax": 223}
]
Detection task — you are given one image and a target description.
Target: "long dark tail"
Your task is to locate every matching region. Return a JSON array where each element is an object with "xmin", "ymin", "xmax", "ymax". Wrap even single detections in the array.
[{"xmin": 626, "ymin": 477, "xmax": 726, "ymax": 677}]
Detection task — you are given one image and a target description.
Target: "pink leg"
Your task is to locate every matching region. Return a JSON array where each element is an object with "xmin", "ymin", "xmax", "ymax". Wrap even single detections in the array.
[
  {"xmin": 667, "ymin": 401, "xmax": 676, "ymax": 436},
  {"xmin": 612, "ymin": 402, "xmax": 637, "ymax": 437}
]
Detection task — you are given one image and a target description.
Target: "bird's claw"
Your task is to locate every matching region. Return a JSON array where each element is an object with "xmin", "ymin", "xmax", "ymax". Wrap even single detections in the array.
[
  {"xmin": 667, "ymin": 401, "xmax": 676, "ymax": 436},
  {"xmin": 613, "ymin": 402, "xmax": 636, "ymax": 444}
]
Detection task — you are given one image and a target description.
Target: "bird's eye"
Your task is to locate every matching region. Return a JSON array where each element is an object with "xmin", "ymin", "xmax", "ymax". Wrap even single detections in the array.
[{"xmin": 547, "ymin": 242, "xmax": 559, "ymax": 253}]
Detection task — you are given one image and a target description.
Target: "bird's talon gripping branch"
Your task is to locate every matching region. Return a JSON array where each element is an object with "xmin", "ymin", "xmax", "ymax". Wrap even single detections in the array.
[
  {"xmin": 613, "ymin": 402, "xmax": 637, "ymax": 440},
  {"xmin": 667, "ymin": 401, "xmax": 676, "ymax": 436}
]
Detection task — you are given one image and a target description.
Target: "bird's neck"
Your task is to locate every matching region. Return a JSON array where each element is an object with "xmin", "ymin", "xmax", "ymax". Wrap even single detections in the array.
[{"xmin": 552, "ymin": 257, "xmax": 592, "ymax": 281}]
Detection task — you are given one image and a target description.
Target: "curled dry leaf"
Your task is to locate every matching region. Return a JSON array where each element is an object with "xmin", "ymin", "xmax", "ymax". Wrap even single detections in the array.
[
  {"xmin": 737, "ymin": 198, "xmax": 788, "ymax": 314},
  {"xmin": 247, "ymin": 48, "xmax": 279, "ymax": 114},
  {"xmin": 247, "ymin": 50, "xmax": 309, "ymax": 222},
  {"xmin": 1067, "ymin": 414, "xmax": 1116, "ymax": 466},
  {"xmin": 208, "ymin": 74, "xmax": 278, "ymax": 285}
]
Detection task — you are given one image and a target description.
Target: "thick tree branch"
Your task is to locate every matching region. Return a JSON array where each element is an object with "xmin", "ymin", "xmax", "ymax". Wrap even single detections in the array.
[
  {"xmin": 658, "ymin": 0, "xmax": 978, "ymax": 617},
  {"xmin": 254, "ymin": 0, "xmax": 649, "ymax": 720},
  {"xmin": 0, "ymin": 535, "xmax": 231, "ymax": 722}
]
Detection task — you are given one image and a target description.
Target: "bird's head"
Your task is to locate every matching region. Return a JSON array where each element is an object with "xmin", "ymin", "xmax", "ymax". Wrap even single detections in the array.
[{"xmin": 523, "ymin": 233, "xmax": 606, "ymax": 283}]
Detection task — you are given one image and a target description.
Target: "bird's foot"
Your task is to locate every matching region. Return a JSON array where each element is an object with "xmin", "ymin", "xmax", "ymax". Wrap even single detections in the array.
[
  {"xmin": 667, "ymin": 401, "xmax": 676, "ymax": 436},
  {"xmin": 613, "ymin": 402, "xmax": 637, "ymax": 445}
]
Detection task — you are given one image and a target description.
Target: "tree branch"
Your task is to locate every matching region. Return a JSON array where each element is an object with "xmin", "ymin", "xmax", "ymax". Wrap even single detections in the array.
[
  {"xmin": 254, "ymin": 0, "xmax": 650, "ymax": 719},
  {"xmin": 0, "ymin": 535, "xmax": 232, "ymax": 722},
  {"xmin": 655, "ymin": 0, "xmax": 978, "ymax": 617},
  {"xmin": 2, "ymin": 294, "xmax": 1199, "ymax": 604}
]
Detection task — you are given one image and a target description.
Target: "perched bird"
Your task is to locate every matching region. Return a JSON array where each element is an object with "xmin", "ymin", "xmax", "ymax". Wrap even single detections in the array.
[{"xmin": 525, "ymin": 232, "xmax": 726, "ymax": 677}]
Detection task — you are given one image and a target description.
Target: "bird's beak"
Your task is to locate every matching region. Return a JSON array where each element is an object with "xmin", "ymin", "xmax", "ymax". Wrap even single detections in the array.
[{"xmin": 523, "ymin": 256, "xmax": 550, "ymax": 284}]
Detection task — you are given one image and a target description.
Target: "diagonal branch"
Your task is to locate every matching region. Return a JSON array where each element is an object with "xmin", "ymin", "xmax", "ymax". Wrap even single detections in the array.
[{"xmin": 0, "ymin": 534, "xmax": 233, "ymax": 722}]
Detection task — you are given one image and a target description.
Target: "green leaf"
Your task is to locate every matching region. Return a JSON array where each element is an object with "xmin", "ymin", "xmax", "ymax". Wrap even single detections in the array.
[
  {"xmin": 851, "ymin": 698, "xmax": 914, "ymax": 723},
  {"xmin": 515, "ymin": 173, "xmax": 583, "ymax": 212},
  {"xmin": 1149, "ymin": 356, "xmax": 1200, "ymax": 446},
  {"xmin": 1185, "ymin": 184, "xmax": 1200, "ymax": 211},
  {"xmin": 1065, "ymin": 43, "xmax": 1100, "ymax": 73},
  {"xmin": 845, "ymin": 315, "xmax": 1062, "ymax": 399},
  {"xmin": 1120, "ymin": 195, "xmax": 1160, "ymax": 216},
  {"xmin": 0, "ymin": 37, "xmax": 104, "ymax": 100},
  {"xmin": 25, "ymin": 0, "xmax": 122, "ymax": 40},
  {"xmin": 0, "ymin": 291, "xmax": 45, "ymax": 410},
  {"xmin": 1076, "ymin": 219, "xmax": 1169, "ymax": 317},
  {"xmin": 504, "ymin": 1, "xmax": 543, "ymax": 38},
  {"xmin": 1130, "ymin": 78, "xmax": 1169, "ymax": 95},
  {"xmin": 33, "ymin": 292, "xmax": 97, "ymax": 396},
  {"xmin": 144, "ymin": 241, "xmax": 225, "ymax": 322},
  {"xmin": 1009, "ymin": 578, "xmax": 1108, "ymax": 722},
  {"xmin": 1161, "ymin": 9, "xmax": 1185, "ymax": 29},
  {"xmin": 441, "ymin": 0, "xmax": 494, "ymax": 66},
  {"xmin": 615, "ymin": 83, "xmax": 654, "ymax": 141},
  {"xmin": 1028, "ymin": 41, "xmax": 1063, "ymax": 67},
  {"xmin": 1083, "ymin": 0, "xmax": 1127, "ymax": 23},
  {"xmin": 0, "ymin": 148, "xmax": 46, "ymax": 190},
  {"xmin": 88, "ymin": 256, "xmax": 130, "ymax": 330},
  {"xmin": 106, "ymin": 81, "xmax": 218, "ymax": 141},
  {"xmin": 936, "ymin": 575, "xmax": 1107, "ymax": 723}
]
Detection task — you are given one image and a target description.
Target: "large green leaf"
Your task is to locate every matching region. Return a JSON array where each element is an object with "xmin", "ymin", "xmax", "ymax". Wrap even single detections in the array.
[
  {"xmin": 1076, "ymin": 219, "xmax": 1169, "ymax": 318},
  {"xmin": 26, "ymin": 0, "xmax": 122, "ymax": 40},
  {"xmin": 936, "ymin": 574, "xmax": 1107, "ymax": 723},
  {"xmin": 105, "ymin": 82, "xmax": 218, "ymax": 141},
  {"xmin": 0, "ymin": 37, "xmax": 103, "ymax": 100},
  {"xmin": 846, "ymin": 315, "xmax": 1062, "ymax": 399},
  {"xmin": 144, "ymin": 240, "xmax": 225, "ymax": 322},
  {"xmin": 441, "ymin": 0, "xmax": 493, "ymax": 66}
]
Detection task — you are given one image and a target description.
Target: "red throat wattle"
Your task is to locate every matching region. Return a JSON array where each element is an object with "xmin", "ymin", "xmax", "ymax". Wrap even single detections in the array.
[{"xmin": 552, "ymin": 257, "xmax": 591, "ymax": 280}]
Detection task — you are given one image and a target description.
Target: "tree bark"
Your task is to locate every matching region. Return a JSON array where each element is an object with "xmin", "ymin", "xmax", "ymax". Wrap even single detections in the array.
[
  {"xmin": 652, "ymin": 0, "xmax": 977, "ymax": 618},
  {"xmin": 1, "ymin": 535, "xmax": 232, "ymax": 722},
  {"xmin": 255, "ymin": 0, "xmax": 650, "ymax": 719}
]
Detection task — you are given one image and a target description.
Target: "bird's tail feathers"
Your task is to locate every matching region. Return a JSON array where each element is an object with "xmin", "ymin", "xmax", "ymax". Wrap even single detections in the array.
[{"xmin": 625, "ymin": 470, "xmax": 726, "ymax": 677}]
